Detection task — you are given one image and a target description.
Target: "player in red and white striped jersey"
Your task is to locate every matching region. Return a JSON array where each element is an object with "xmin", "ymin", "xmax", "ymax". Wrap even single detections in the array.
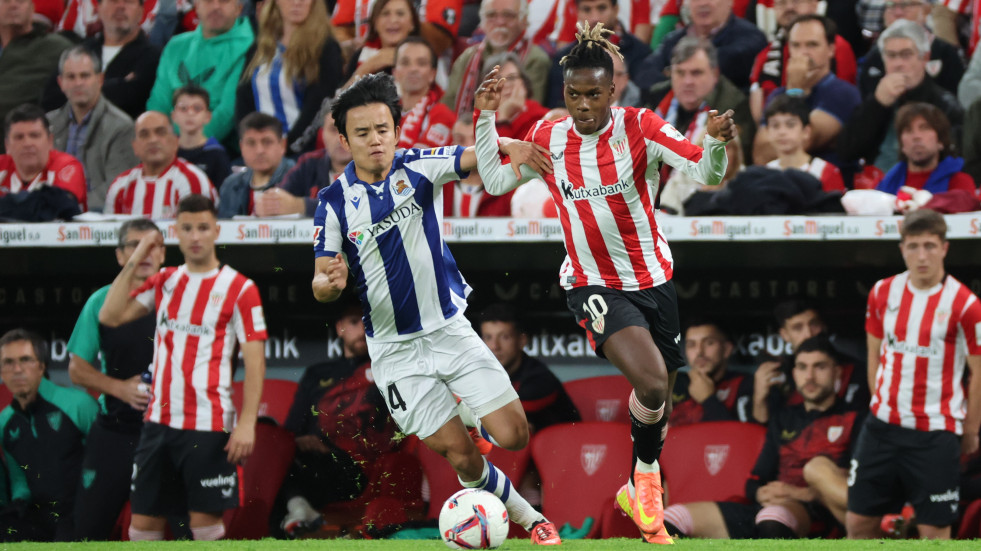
[
  {"xmin": 99, "ymin": 195, "xmax": 266, "ymax": 542},
  {"xmin": 0, "ymin": 104, "xmax": 87, "ymax": 211},
  {"xmin": 474, "ymin": 22, "xmax": 734, "ymax": 544},
  {"xmin": 847, "ymin": 209, "xmax": 981, "ymax": 540},
  {"xmin": 104, "ymin": 111, "xmax": 216, "ymax": 218}
]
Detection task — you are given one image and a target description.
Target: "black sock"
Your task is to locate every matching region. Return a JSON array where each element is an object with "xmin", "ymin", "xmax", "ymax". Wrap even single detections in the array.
[
  {"xmin": 756, "ymin": 520, "xmax": 798, "ymax": 539},
  {"xmin": 663, "ymin": 520, "xmax": 684, "ymax": 538},
  {"xmin": 629, "ymin": 408, "xmax": 669, "ymax": 466}
]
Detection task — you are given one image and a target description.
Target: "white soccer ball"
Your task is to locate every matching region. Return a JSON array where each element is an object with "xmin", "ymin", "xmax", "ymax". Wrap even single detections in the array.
[{"xmin": 439, "ymin": 488, "xmax": 509, "ymax": 550}]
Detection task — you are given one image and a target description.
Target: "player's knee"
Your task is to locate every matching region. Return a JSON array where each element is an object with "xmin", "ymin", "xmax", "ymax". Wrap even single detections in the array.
[
  {"xmin": 492, "ymin": 422, "xmax": 529, "ymax": 451},
  {"xmin": 632, "ymin": 379, "xmax": 668, "ymax": 409},
  {"xmin": 802, "ymin": 455, "xmax": 833, "ymax": 487}
]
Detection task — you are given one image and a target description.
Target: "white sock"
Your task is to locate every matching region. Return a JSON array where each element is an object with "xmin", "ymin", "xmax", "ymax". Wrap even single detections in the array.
[
  {"xmin": 460, "ymin": 457, "xmax": 543, "ymax": 530},
  {"xmin": 635, "ymin": 458, "xmax": 661, "ymax": 475},
  {"xmin": 128, "ymin": 527, "xmax": 164, "ymax": 541},
  {"xmin": 191, "ymin": 523, "xmax": 225, "ymax": 541},
  {"xmin": 287, "ymin": 496, "xmax": 319, "ymax": 521}
]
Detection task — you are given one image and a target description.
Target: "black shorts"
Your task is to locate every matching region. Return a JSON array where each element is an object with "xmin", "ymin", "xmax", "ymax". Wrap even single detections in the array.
[
  {"xmin": 847, "ymin": 416, "xmax": 961, "ymax": 527},
  {"xmin": 130, "ymin": 422, "xmax": 240, "ymax": 517},
  {"xmin": 716, "ymin": 501, "xmax": 762, "ymax": 539},
  {"xmin": 566, "ymin": 282, "xmax": 685, "ymax": 370}
]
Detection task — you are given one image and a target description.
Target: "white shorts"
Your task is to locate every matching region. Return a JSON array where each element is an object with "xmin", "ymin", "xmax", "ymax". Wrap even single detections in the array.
[{"xmin": 367, "ymin": 316, "xmax": 519, "ymax": 439}]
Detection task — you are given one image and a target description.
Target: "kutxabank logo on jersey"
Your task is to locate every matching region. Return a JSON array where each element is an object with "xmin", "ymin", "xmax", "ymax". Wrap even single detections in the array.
[
  {"xmin": 559, "ymin": 178, "xmax": 630, "ymax": 201},
  {"xmin": 158, "ymin": 311, "xmax": 214, "ymax": 336}
]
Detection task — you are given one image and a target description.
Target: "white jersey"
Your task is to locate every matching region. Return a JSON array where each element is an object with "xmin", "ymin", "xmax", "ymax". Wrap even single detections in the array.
[{"xmin": 313, "ymin": 147, "xmax": 472, "ymax": 342}]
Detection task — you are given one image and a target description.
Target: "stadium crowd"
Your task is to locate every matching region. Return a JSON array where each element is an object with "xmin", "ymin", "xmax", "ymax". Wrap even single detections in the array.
[{"xmin": 1, "ymin": 0, "xmax": 981, "ymax": 543}]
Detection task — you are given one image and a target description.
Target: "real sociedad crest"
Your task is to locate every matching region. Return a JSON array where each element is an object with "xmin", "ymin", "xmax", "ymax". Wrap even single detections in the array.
[
  {"xmin": 581, "ymin": 444, "xmax": 607, "ymax": 476},
  {"xmin": 392, "ymin": 179, "xmax": 413, "ymax": 197},
  {"xmin": 704, "ymin": 444, "xmax": 730, "ymax": 476}
]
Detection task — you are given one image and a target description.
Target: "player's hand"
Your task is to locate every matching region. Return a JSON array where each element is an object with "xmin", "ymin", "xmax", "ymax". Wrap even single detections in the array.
[
  {"xmin": 116, "ymin": 374, "xmax": 150, "ymax": 411},
  {"xmin": 874, "ymin": 73, "xmax": 908, "ymax": 107},
  {"xmin": 225, "ymin": 422, "xmax": 255, "ymax": 464},
  {"xmin": 688, "ymin": 369, "xmax": 716, "ymax": 403},
  {"xmin": 474, "ymin": 66, "xmax": 506, "ymax": 113},
  {"xmin": 754, "ymin": 360, "xmax": 784, "ymax": 397},
  {"xmin": 499, "ymin": 138, "xmax": 553, "ymax": 179},
  {"xmin": 963, "ymin": 431, "xmax": 980, "ymax": 456},
  {"xmin": 129, "ymin": 231, "xmax": 164, "ymax": 268},
  {"xmin": 325, "ymin": 255, "xmax": 348, "ymax": 293},
  {"xmin": 706, "ymin": 109, "xmax": 736, "ymax": 142},
  {"xmin": 255, "ymin": 187, "xmax": 305, "ymax": 217},
  {"xmin": 295, "ymin": 434, "xmax": 331, "ymax": 454}
]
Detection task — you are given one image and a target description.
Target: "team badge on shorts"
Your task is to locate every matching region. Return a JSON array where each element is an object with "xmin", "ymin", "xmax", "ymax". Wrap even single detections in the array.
[{"xmin": 592, "ymin": 314, "xmax": 605, "ymax": 334}]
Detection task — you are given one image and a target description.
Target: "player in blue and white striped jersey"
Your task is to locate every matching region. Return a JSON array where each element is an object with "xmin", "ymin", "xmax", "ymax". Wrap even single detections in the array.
[{"xmin": 311, "ymin": 73, "xmax": 561, "ymax": 545}]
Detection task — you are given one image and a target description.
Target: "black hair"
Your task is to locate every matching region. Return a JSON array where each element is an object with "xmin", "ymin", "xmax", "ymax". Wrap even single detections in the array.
[
  {"xmin": 4, "ymin": 104, "xmax": 50, "ymax": 140},
  {"xmin": 396, "ymin": 35, "xmax": 438, "ymax": 69},
  {"xmin": 788, "ymin": 13, "xmax": 837, "ymax": 46},
  {"xmin": 773, "ymin": 299, "xmax": 822, "ymax": 328},
  {"xmin": 176, "ymin": 194, "xmax": 218, "ymax": 217},
  {"xmin": 117, "ymin": 219, "xmax": 162, "ymax": 249},
  {"xmin": 477, "ymin": 303, "xmax": 525, "ymax": 335},
  {"xmin": 559, "ymin": 21, "xmax": 622, "ymax": 81},
  {"xmin": 172, "ymin": 84, "xmax": 211, "ymax": 109},
  {"xmin": 764, "ymin": 94, "xmax": 811, "ymax": 126},
  {"xmin": 793, "ymin": 334, "xmax": 840, "ymax": 365},
  {"xmin": 238, "ymin": 111, "xmax": 284, "ymax": 138},
  {"xmin": 0, "ymin": 328, "xmax": 49, "ymax": 370},
  {"xmin": 331, "ymin": 73, "xmax": 402, "ymax": 139},
  {"xmin": 683, "ymin": 316, "xmax": 731, "ymax": 343}
]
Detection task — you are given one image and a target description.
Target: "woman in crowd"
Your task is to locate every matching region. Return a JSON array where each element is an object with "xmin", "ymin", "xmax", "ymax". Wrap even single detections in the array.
[
  {"xmin": 341, "ymin": 0, "xmax": 419, "ymax": 88},
  {"xmin": 237, "ymin": 0, "xmax": 344, "ymax": 153}
]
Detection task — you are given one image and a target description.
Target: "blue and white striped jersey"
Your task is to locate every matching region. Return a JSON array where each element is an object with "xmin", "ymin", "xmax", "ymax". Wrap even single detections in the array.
[{"xmin": 314, "ymin": 146, "xmax": 472, "ymax": 342}]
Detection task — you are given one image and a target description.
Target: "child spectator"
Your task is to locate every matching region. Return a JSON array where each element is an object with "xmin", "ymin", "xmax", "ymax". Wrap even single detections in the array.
[
  {"xmin": 763, "ymin": 94, "xmax": 845, "ymax": 192},
  {"xmin": 172, "ymin": 85, "xmax": 232, "ymax": 189}
]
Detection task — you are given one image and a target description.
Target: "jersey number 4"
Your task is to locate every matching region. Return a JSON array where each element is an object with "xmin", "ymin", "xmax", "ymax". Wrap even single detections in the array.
[{"xmin": 388, "ymin": 383, "xmax": 407, "ymax": 411}]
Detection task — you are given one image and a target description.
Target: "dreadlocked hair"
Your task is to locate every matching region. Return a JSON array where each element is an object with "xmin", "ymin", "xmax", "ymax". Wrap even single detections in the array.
[{"xmin": 559, "ymin": 21, "xmax": 623, "ymax": 77}]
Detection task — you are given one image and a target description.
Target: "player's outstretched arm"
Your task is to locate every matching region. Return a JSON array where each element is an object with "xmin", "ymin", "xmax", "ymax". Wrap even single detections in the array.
[
  {"xmin": 226, "ymin": 339, "xmax": 266, "ymax": 464},
  {"xmin": 470, "ymin": 66, "xmax": 552, "ymax": 195},
  {"xmin": 312, "ymin": 255, "xmax": 348, "ymax": 303},
  {"xmin": 99, "ymin": 232, "xmax": 157, "ymax": 327}
]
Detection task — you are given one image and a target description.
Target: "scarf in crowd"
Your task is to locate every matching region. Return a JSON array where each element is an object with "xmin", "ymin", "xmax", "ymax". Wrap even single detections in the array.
[
  {"xmin": 876, "ymin": 156, "xmax": 964, "ymax": 195},
  {"xmin": 454, "ymin": 34, "xmax": 532, "ymax": 119},
  {"xmin": 656, "ymin": 90, "xmax": 710, "ymax": 179},
  {"xmin": 757, "ymin": 30, "xmax": 787, "ymax": 92},
  {"xmin": 398, "ymin": 85, "xmax": 444, "ymax": 149},
  {"xmin": 356, "ymin": 37, "xmax": 383, "ymax": 69}
]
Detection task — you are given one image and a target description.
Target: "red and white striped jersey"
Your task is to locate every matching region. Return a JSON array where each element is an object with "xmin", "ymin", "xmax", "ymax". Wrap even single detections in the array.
[
  {"xmin": 0, "ymin": 150, "xmax": 88, "ymax": 211},
  {"xmin": 132, "ymin": 265, "xmax": 267, "ymax": 432},
  {"xmin": 525, "ymin": 107, "xmax": 726, "ymax": 291},
  {"xmin": 105, "ymin": 158, "xmax": 216, "ymax": 218},
  {"xmin": 866, "ymin": 272, "xmax": 981, "ymax": 434}
]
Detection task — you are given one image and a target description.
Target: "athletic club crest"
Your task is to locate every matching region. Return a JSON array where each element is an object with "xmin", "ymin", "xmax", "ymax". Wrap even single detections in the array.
[
  {"xmin": 581, "ymin": 444, "xmax": 607, "ymax": 476},
  {"xmin": 595, "ymin": 399, "xmax": 622, "ymax": 422},
  {"xmin": 934, "ymin": 309, "xmax": 950, "ymax": 327},
  {"xmin": 827, "ymin": 426, "xmax": 843, "ymax": 443},
  {"xmin": 704, "ymin": 444, "xmax": 730, "ymax": 476},
  {"xmin": 391, "ymin": 179, "xmax": 413, "ymax": 197},
  {"xmin": 611, "ymin": 136, "xmax": 628, "ymax": 158},
  {"xmin": 209, "ymin": 292, "xmax": 225, "ymax": 308},
  {"xmin": 592, "ymin": 314, "xmax": 606, "ymax": 334}
]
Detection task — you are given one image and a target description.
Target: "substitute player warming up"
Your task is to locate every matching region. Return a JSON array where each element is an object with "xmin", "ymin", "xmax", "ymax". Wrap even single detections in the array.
[
  {"xmin": 847, "ymin": 209, "xmax": 981, "ymax": 540},
  {"xmin": 311, "ymin": 73, "xmax": 560, "ymax": 545},
  {"xmin": 473, "ymin": 21, "xmax": 736, "ymax": 544},
  {"xmin": 99, "ymin": 195, "xmax": 267, "ymax": 541}
]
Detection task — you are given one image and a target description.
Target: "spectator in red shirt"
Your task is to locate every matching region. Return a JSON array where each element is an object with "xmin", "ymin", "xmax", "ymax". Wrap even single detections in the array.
[
  {"xmin": 763, "ymin": 94, "xmax": 846, "ymax": 192},
  {"xmin": 394, "ymin": 36, "xmax": 456, "ymax": 150},
  {"xmin": 875, "ymin": 102, "xmax": 978, "ymax": 213},
  {"xmin": 0, "ymin": 104, "xmax": 87, "ymax": 212}
]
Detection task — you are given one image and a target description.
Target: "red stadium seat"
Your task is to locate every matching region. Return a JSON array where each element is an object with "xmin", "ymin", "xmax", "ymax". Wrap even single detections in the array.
[
  {"xmin": 957, "ymin": 499, "xmax": 981, "ymax": 539},
  {"xmin": 231, "ymin": 379, "xmax": 297, "ymax": 426},
  {"xmin": 223, "ymin": 421, "xmax": 296, "ymax": 539},
  {"xmin": 0, "ymin": 383, "xmax": 11, "ymax": 410},
  {"xmin": 531, "ymin": 422, "xmax": 633, "ymax": 538},
  {"xmin": 659, "ymin": 421, "xmax": 767, "ymax": 505},
  {"xmin": 563, "ymin": 375, "xmax": 633, "ymax": 423},
  {"xmin": 416, "ymin": 442, "xmax": 531, "ymax": 520}
]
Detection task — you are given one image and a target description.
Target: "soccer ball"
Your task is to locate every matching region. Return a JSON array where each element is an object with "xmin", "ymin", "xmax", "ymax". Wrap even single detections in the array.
[{"xmin": 439, "ymin": 488, "xmax": 509, "ymax": 550}]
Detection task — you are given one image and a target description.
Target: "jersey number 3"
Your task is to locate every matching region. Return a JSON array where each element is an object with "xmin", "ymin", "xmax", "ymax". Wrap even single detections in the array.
[{"xmin": 388, "ymin": 383, "xmax": 407, "ymax": 411}]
